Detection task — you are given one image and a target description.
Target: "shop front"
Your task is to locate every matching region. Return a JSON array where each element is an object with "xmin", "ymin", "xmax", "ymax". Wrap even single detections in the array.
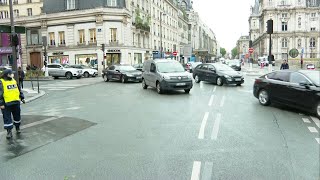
[
  {"xmin": 49, "ymin": 52, "xmax": 69, "ymax": 64},
  {"xmin": 106, "ymin": 49, "xmax": 121, "ymax": 66},
  {"xmin": 75, "ymin": 54, "xmax": 98, "ymax": 67},
  {"xmin": 0, "ymin": 47, "xmax": 12, "ymax": 66}
]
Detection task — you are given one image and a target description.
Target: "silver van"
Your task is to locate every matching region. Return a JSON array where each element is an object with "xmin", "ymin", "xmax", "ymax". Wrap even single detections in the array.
[{"xmin": 141, "ymin": 59, "xmax": 193, "ymax": 94}]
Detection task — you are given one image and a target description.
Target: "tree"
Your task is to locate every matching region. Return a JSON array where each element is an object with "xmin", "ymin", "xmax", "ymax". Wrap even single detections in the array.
[
  {"xmin": 220, "ymin": 48, "xmax": 226, "ymax": 57},
  {"xmin": 231, "ymin": 47, "xmax": 238, "ymax": 59}
]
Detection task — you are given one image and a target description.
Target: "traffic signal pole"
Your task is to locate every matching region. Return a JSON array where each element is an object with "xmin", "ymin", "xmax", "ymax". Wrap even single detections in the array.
[
  {"xmin": 268, "ymin": 33, "xmax": 273, "ymax": 73},
  {"xmin": 9, "ymin": 0, "xmax": 18, "ymax": 83}
]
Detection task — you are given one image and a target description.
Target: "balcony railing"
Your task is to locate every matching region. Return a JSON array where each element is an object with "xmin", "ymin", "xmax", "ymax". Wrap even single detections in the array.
[{"xmin": 109, "ymin": 40, "xmax": 119, "ymax": 46}]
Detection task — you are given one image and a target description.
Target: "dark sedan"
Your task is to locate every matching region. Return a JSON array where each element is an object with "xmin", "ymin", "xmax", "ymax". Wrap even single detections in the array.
[
  {"xmin": 193, "ymin": 63, "xmax": 244, "ymax": 86},
  {"xmin": 226, "ymin": 59, "xmax": 241, "ymax": 71},
  {"xmin": 133, "ymin": 63, "xmax": 143, "ymax": 71},
  {"xmin": 253, "ymin": 70, "xmax": 320, "ymax": 117},
  {"xmin": 102, "ymin": 64, "xmax": 142, "ymax": 83}
]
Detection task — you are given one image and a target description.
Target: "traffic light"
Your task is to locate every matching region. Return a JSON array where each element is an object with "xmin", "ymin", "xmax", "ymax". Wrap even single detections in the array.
[
  {"xmin": 267, "ymin": 20, "xmax": 273, "ymax": 34},
  {"xmin": 249, "ymin": 40, "xmax": 253, "ymax": 48},
  {"xmin": 10, "ymin": 33, "xmax": 19, "ymax": 46},
  {"xmin": 101, "ymin": 44, "xmax": 105, "ymax": 51}
]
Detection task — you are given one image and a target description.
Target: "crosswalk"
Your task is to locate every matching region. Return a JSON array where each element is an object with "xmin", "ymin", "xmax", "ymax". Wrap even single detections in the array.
[{"xmin": 38, "ymin": 79, "xmax": 101, "ymax": 91}]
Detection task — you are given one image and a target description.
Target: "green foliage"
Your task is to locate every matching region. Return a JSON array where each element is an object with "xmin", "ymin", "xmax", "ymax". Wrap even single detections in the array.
[
  {"xmin": 231, "ymin": 47, "xmax": 238, "ymax": 58},
  {"xmin": 25, "ymin": 70, "xmax": 44, "ymax": 79},
  {"xmin": 220, "ymin": 48, "xmax": 227, "ymax": 57}
]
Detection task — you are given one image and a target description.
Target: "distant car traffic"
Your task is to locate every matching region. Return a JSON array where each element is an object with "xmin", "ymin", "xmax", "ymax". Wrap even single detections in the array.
[
  {"xmin": 253, "ymin": 70, "xmax": 320, "ymax": 117},
  {"xmin": 102, "ymin": 64, "xmax": 142, "ymax": 83},
  {"xmin": 257, "ymin": 56, "xmax": 275, "ymax": 66},
  {"xmin": 48, "ymin": 64, "xmax": 82, "ymax": 79},
  {"xmin": 226, "ymin": 59, "xmax": 241, "ymax": 71},
  {"xmin": 185, "ymin": 62, "xmax": 202, "ymax": 73},
  {"xmin": 142, "ymin": 59, "xmax": 193, "ymax": 94},
  {"xmin": 69, "ymin": 64, "xmax": 98, "ymax": 78},
  {"xmin": 133, "ymin": 63, "xmax": 144, "ymax": 71},
  {"xmin": 193, "ymin": 63, "xmax": 244, "ymax": 86},
  {"xmin": 306, "ymin": 64, "xmax": 315, "ymax": 70}
]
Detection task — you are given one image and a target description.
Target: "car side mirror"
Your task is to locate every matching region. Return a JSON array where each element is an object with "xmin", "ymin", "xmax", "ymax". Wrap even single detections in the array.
[
  {"xmin": 210, "ymin": 69, "xmax": 216, "ymax": 73},
  {"xmin": 299, "ymin": 81, "xmax": 310, "ymax": 89},
  {"xmin": 116, "ymin": 70, "xmax": 120, "ymax": 72}
]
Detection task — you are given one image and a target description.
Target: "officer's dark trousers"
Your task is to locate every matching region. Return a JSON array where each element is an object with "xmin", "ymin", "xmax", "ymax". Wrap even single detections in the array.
[{"xmin": 1, "ymin": 104, "xmax": 21, "ymax": 130}]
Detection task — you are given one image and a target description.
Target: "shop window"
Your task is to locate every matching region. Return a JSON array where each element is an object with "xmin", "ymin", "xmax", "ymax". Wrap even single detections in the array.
[
  {"xmin": 89, "ymin": 29, "xmax": 96, "ymax": 43},
  {"xmin": 78, "ymin": 29, "xmax": 85, "ymax": 44},
  {"xmin": 59, "ymin": 31, "xmax": 65, "ymax": 45},
  {"xmin": 49, "ymin": 32, "xmax": 55, "ymax": 46}
]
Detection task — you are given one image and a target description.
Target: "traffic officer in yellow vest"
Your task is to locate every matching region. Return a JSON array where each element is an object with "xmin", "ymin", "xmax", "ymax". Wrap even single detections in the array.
[{"xmin": 0, "ymin": 69, "xmax": 25, "ymax": 139}]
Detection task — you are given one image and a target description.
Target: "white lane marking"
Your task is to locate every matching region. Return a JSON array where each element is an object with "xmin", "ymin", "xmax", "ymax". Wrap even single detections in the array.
[
  {"xmin": 198, "ymin": 112, "xmax": 209, "ymax": 139},
  {"xmin": 208, "ymin": 95, "xmax": 214, "ymax": 107},
  {"xmin": 200, "ymin": 82, "xmax": 203, "ymax": 89},
  {"xmin": 316, "ymin": 138, "xmax": 320, "ymax": 144},
  {"xmin": 308, "ymin": 127, "xmax": 318, "ymax": 133},
  {"xmin": 190, "ymin": 161, "xmax": 201, "ymax": 180},
  {"xmin": 211, "ymin": 113, "xmax": 222, "ymax": 140},
  {"xmin": 302, "ymin": 118, "xmax": 311, "ymax": 123},
  {"xmin": 212, "ymin": 86, "xmax": 217, "ymax": 93},
  {"xmin": 66, "ymin": 107, "xmax": 81, "ymax": 110},
  {"xmin": 220, "ymin": 96, "xmax": 225, "ymax": 107},
  {"xmin": 0, "ymin": 116, "xmax": 61, "ymax": 136},
  {"xmin": 46, "ymin": 89, "xmax": 68, "ymax": 91},
  {"xmin": 237, "ymin": 89, "xmax": 252, "ymax": 93},
  {"xmin": 40, "ymin": 87, "xmax": 75, "ymax": 89},
  {"xmin": 310, "ymin": 117, "xmax": 320, "ymax": 128},
  {"xmin": 201, "ymin": 162, "xmax": 213, "ymax": 180}
]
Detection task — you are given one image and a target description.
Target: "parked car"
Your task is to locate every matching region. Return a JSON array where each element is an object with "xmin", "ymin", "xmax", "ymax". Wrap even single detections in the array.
[
  {"xmin": 257, "ymin": 56, "xmax": 275, "ymax": 66},
  {"xmin": 102, "ymin": 64, "xmax": 142, "ymax": 83},
  {"xmin": 48, "ymin": 64, "xmax": 82, "ymax": 79},
  {"xmin": 142, "ymin": 59, "xmax": 193, "ymax": 94},
  {"xmin": 185, "ymin": 62, "xmax": 202, "ymax": 73},
  {"xmin": 193, "ymin": 63, "xmax": 244, "ymax": 86},
  {"xmin": 226, "ymin": 59, "xmax": 241, "ymax": 71},
  {"xmin": 253, "ymin": 70, "xmax": 320, "ymax": 117},
  {"xmin": 133, "ymin": 63, "xmax": 144, "ymax": 71},
  {"xmin": 306, "ymin": 64, "xmax": 315, "ymax": 70},
  {"xmin": 69, "ymin": 64, "xmax": 98, "ymax": 78}
]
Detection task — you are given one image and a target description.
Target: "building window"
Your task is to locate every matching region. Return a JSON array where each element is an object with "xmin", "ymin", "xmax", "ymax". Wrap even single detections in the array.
[
  {"xmin": 13, "ymin": 0, "xmax": 18, "ymax": 4},
  {"xmin": 298, "ymin": 39, "xmax": 301, "ymax": 48},
  {"xmin": 310, "ymin": 0, "xmax": 316, "ymax": 6},
  {"xmin": 59, "ymin": 31, "xmax": 65, "ymax": 45},
  {"xmin": 0, "ymin": 0, "xmax": 8, "ymax": 5},
  {"xmin": 311, "ymin": 27, "xmax": 316, "ymax": 31},
  {"xmin": 282, "ymin": 22, "xmax": 288, "ymax": 31},
  {"xmin": 310, "ymin": 38, "xmax": 316, "ymax": 47},
  {"xmin": 27, "ymin": 8, "xmax": 32, "ymax": 16},
  {"xmin": 27, "ymin": 0, "xmax": 32, "ymax": 3},
  {"xmin": 14, "ymin": 9, "xmax": 19, "ymax": 17},
  {"xmin": 89, "ymin": 29, "xmax": 96, "ymax": 43},
  {"xmin": 311, "ymin": 13, "xmax": 316, "ymax": 17},
  {"xmin": 280, "ymin": 0, "xmax": 286, "ymax": 5},
  {"xmin": 298, "ymin": 0, "xmax": 301, "ymax": 4},
  {"xmin": 27, "ymin": 29, "xmax": 41, "ymax": 45},
  {"xmin": 107, "ymin": 0, "xmax": 117, "ymax": 7},
  {"xmin": 78, "ymin": 29, "xmax": 85, "ymax": 44},
  {"xmin": 298, "ymin": 17, "xmax": 301, "ymax": 28},
  {"xmin": 310, "ymin": 53, "xmax": 316, "ymax": 58},
  {"xmin": 66, "ymin": 0, "xmax": 76, "ymax": 10},
  {"xmin": 281, "ymin": 13, "xmax": 287, "ymax": 18},
  {"xmin": 49, "ymin": 32, "xmax": 55, "ymax": 46},
  {"xmin": 282, "ymin": 38, "xmax": 288, "ymax": 48},
  {"xmin": 110, "ymin": 28, "xmax": 117, "ymax": 42}
]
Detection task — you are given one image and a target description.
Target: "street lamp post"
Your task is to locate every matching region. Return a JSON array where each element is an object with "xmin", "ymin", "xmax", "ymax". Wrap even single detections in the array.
[
  {"xmin": 160, "ymin": 12, "xmax": 166, "ymax": 58},
  {"xmin": 9, "ymin": 0, "xmax": 18, "ymax": 82}
]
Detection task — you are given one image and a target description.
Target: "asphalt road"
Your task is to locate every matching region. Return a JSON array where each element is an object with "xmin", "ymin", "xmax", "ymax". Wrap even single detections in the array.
[{"xmin": 0, "ymin": 74, "xmax": 319, "ymax": 180}]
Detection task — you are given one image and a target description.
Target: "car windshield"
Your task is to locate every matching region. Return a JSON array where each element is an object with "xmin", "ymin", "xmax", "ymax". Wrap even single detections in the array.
[
  {"xmin": 61, "ymin": 64, "xmax": 71, "ymax": 68},
  {"xmin": 214, "ymin": 64, "xmax": 235, "ymax": 71},
  {"xmin": 118, "ymin": 66, "xmax": 136, "ymax": 71},
  {"xmin": 157, "ymin": 62, "xmax": 185, "ymax": 73},
  {"xmin": 303, "ymin": 71, "xmax": 320, "ymax": 86},
  {"xmin": 229, "ymin": 60, "xmax": 240, "ymax": 65}
]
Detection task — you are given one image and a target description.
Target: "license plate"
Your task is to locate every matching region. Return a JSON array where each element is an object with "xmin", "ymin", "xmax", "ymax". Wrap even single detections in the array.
[
  {"xmin": 235, "ymin": 78, "xmax": 242, "ymax": 81},
  {"xmin": 176, "ymin": 83, "xmax": 186, "ymax": 86},
  {"xmin": 136, "ymin": 77, "xmax": 142, "ymax": 79}
]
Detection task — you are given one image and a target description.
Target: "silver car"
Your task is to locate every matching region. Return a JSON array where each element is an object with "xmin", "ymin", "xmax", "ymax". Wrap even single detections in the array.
[
  {"xmin": 48, "ymin": 64, "xmax": 82, "ymax": 79},
  {"xmin": 142, "ymin": 59, "xmax": 193, "ymax": 94}
]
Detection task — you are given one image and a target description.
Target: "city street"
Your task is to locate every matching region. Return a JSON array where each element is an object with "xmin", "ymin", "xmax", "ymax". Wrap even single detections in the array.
[{"xmin": 0, "ymin": 74, "xmax": 319, "ymax": 180}]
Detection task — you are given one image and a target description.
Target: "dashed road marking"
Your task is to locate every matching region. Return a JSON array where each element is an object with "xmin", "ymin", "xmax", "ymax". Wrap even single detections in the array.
[
  {"xmin": 212, "ymin": 86, "xmax": 217, "ymax": 93},
  {"xmin": 190, "ymin": 161, "xmax": 201, "ymax": 180},
  {"xmin": 310, "ymin": 117, "xmax": 320, "ymax": 128},
  {"xmin": 308, "ymin": 127, "xmax": 318, "ymax": 133},
  {"xmin": 302, "ymin": 118, "xmax": 311, "ymax": 123},
  {"xmin": 316, "ymin": 138, "xmax": 320, "ymax": 144},
  {"xmin": 208, "ymin": 95, "xmax": 214, "ymax": 107},
  {"xmin": 211, "ymin": 113, "xmax": 221, "ymax": 140},
  {"xmin": 219, "ymin": 96, "xmax": 225, "ymax": 107},
  {"xmin": 198, "ymin": 112, "xmax": 209, "ymax": 139}
]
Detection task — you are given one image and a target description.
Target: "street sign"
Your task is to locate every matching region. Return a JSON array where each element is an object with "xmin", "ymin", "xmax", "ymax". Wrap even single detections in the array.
[
  {"xmin": 0, "ymin": 25, "xmax": 26, "ymax": 34},
  {"xmin": 173, "ymin": 51, "xmax": 178, "ymax": 56},
  {"xmin": 289, "ymin": 48, "xmax": 299, "ymax": 58},
  {"xmin": 249, "ymin": 48, "xmax": 254, "ymax": 54}
]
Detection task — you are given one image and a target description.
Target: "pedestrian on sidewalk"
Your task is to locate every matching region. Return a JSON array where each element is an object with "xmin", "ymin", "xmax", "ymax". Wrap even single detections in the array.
[
  {"xmin": 0, "ymin": 69, "xmax": 25, "ymax": 139},
  {"xmin": 18, "ymin": 67, "xmax": 25, "ymax": 89},
  {"xmin": 280, "ymin": 60, "xmax": 289, "ymax": 70}
]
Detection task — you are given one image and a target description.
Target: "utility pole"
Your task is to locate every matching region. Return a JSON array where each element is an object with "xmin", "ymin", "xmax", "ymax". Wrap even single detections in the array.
[
  {"xmin": 9, "ymin": 0, "xmax": 18, "ymax": 82},
  {"xmin": 101, "ymin": 44, "xmax": 105, "ymax": 69},
  {"xmin": 160, "ymin": 12, "xmax": 163, "ymax": 59},
  {"xmin": 267, "ymin": 19, "xmax": 273, "ymax": 72},
  {"xmin": 42, "ymin": 36, "xmax": 48, "ymax": 76}
]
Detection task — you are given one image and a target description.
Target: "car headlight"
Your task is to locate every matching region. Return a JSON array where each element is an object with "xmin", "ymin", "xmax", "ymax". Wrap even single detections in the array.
[
  {"xmin": 224, "ymin": 75, "xmax": 231, "ymax": 79},
  {"xmin": 187, "ymin": 74, "xmax": 193, "ymax": 79},
  {"xmin": 126, "ymin": 74, "xmax": 134, "ymax": 77},
  {"xmin": 162, "ymin": 75, "xmax": 170, "ymax": 80}
]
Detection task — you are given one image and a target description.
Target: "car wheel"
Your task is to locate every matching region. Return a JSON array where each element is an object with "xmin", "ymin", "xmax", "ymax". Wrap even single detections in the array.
[
  {"xmin": 217, "ymin": 77, "xmax": 224, "ymax": 86},
  {"xmin": 194, "ymin": 75, "xmax": 201, "ymax": 83},
  {"xmin": 258, "ymin": 89, "xmax": 271, "ymax": 106},
  {"xmin": 156, "ymin": 82, "xmax": 163, "ymax": 94},
  {"xmin": 236, "ymin": 83, "xmax": 242, "ymax": 86},
  {"xmin": 53, "ymin": 76, "xmax": 58, "ymax": 79},
  {"xmin": 103, "ymin": 75, "xmax": 109, "ymax": 82},
  {"xmin": 66, "ymin": 72, "xmax": 73, "ymax": 80},
  {"xmin": 121, "ymin": 75, "xmax": 127, "ymax": 83},
  {"xmin": 316, "ymin": 102, "xmax": 320, "ymax": 118},
  {"xmin": 84, "ymin": 72, "xmax": 90, "ymax": 78},
  {"xmin": 184, "ymin": 89, "xmax": 190, "ymax": 94},
  {"xmin": 76, "ymin": 76, "xmax": 81, "ymax": 79},
  {"xmin": 142, "ymin": 79, "xmax": 148, "ymax": 89}
]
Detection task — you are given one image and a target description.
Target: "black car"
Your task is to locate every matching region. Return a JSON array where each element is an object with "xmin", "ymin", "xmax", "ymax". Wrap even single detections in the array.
[
  {"xmin": 193, "ymin": 63, "xmax": 244, "ymax": 86},
  {"xmin": 253, "ymin": 70, "xmax": 320, "ymax": 117},
  {"xmin": 226, "ymin": 59, "xmax": 241, "ymax": 71},
  {"xmin": 102, "ymin": 64, "xmax": 142, "ymax": 83},
  {"xmin": 133, "ymin": 63, "xmax": 143, "ymax": 71}
]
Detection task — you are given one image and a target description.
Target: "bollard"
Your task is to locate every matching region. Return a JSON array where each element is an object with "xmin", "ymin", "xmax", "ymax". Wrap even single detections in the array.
[{"xmin": 37, "ymin": 74, "xmax": 40, "ymax": 93}]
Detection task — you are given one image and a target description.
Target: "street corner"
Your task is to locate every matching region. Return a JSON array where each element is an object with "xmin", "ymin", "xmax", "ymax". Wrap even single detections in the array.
[
  {"xmin": 0, "ymin": 115, "xmax": 96, "ymax": 162},
  {"xmin": 22, "ymin": 89, "xmax": 46, "ymax": 103}
]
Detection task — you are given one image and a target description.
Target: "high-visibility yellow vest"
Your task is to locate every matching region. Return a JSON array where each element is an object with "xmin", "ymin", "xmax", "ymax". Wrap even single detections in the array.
[{"xmin": 0, "ymin": 79, "xmax": 20, "ymax": 103}]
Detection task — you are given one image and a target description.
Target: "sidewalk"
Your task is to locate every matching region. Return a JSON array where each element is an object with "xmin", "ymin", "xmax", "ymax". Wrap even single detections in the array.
[{"xmin": 22, "ymin": 88, "xmax": 46, "ymax": 103}]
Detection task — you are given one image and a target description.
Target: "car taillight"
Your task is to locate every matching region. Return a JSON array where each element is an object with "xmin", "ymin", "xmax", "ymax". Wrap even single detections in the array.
[{"xmin": 255, "ymin": 79, "xmax": 262, "ymax": 83}]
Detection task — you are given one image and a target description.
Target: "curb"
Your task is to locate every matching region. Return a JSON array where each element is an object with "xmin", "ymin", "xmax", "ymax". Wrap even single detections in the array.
[{"xmin": 24, "ymin": 90, "xmax": 46, "ymax": 103}]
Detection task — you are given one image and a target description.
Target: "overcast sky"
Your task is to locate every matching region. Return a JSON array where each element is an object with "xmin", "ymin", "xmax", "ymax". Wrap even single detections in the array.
[{"xmin": 193, "ymin": 0, "xmax": 254, "ymax": 52}]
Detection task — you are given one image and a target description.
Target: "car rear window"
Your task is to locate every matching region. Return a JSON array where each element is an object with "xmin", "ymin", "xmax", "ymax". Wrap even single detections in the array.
[{"xmin": 267, "ymin": 71, "xmax": 290, "ymax": 82}]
